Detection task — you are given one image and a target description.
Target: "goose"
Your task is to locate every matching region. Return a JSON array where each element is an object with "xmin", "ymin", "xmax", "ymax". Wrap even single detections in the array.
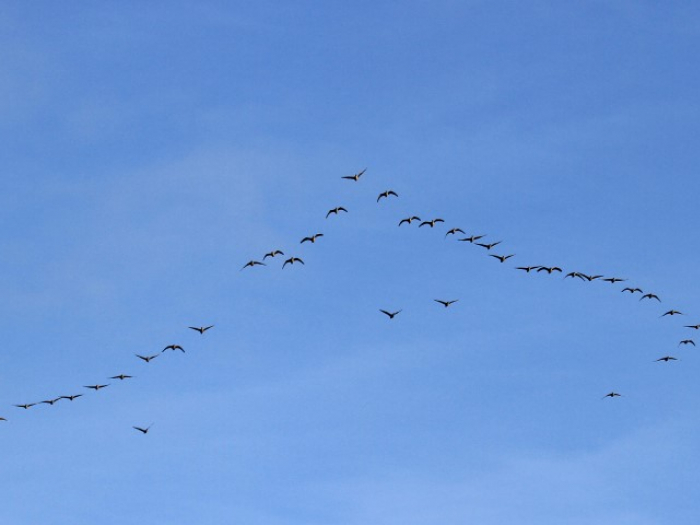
[
  {"xmin": 434, "ymin": 299, "xmax": 458, "ymax": 308},
  {"xmin": 14, "ymin": 403, "xmax": 35, "ymax": 409},
  {"xmin": 133, "ymin": 424, "xmax": 152, "ymax": 434},
  {"xmin": 377, "ymin": 190, "xmax": 398, "ymax": 202},
  {"xmin": 621, "ymin": 287, "xmax": 643, "ymax": 294},
  {"xmin": 602, "ymin": 277, "xmax": 626, "ymax": 284},
  {"xmin": 475, "ymin": 241, "xmax": 502, "ymax": 250},
  {"xmin": 300, "ymin": 233, "xmax": 324, "ymax": 244},
  {"xmin": 445, "ymin": 228, "xmax": 465, "ymax": 238},
  {"xmin": 398, "ymin": 216, "xmax": 421, "ymax": 226},
  {"xmin": 380, "ymin": 309, "xmax": 402, "ymax": 319},
  {"xmin": 517, "ymin": 266, "xmax": 541, "ymax": 273},
  {"xmin": 40, "ymin": 398, "xmax": 61, "ymax": 405},
  {"xmin": 59, "ymin": 394, "xmax": 83, "ymax": 401},
  {"xmin": 326, "ymin": 207, "xmax": 348, "ymax": 218},
  {"xmin": 679, "ymin": 340, "xmax": 695, "ymax": 346},
  {"xmin": 458, "ymin": 235, "xmax": 485, "ymax": 243},
  {"xmin": 490, "ymin": 254, "xmax": 515, "ymax": 263},
  {"xmin": 661, "ymin": 310, "xmax": 683, "ymax": 317},
  {"xmin": 84, "ymin": 384, "xmax": 110, "ymax": 391},
  {"xmin": 419, "ymin": 219, "xmax": 445, "ymax": 228},
  {"xmin": 241, "ymin": 260, "xmax": 266, "ymax": 270},
  {"xmin": 640, "ymin": 293, "xmax": 661, "ymax": 302},
  {"xmin": 655, "ymin": 356, "xmax": 678, "ymax": 362},
  {"xmin": 283, "ymin": 257, "xmax": 305, "ymax": 268},
  {"xmin": 537, "ymin": 266, "xmax": 562, "ymax": 274},
  {"xmin": 162, "ymin": 345, "xmax": 185, "ymax": 353},
  {"xmin": 602, "ymin": 392, "xmax": 621, "ymax": 399},
  {"xmin": 135, "ymin": 353, "xmax": 159, "ymax": 363},
  {"xmin": 341, "ymin": 168, "xmax": 366, "ymax": 181},
  {"xmin": 110, "ymin": 374, "xmax": 133, "ymax": 380},
  {"xmin": 189, "ymin": 325, "xmax": 214, "ymax": 334},
  {"xmin": 263, "ymin": 250, "xmax": 284, "ymax": 260}
]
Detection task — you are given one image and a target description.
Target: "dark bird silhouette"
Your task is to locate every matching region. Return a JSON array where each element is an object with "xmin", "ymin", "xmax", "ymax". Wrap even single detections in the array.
[
  {"xmin": 136, "ymin": 353, "xmax": 159, "ymax": 363},
  {"xmin": 490, "ymin": 254, "xmax": 515, "ymax": 263},
  {"xmin": 621, "ymin": 287, "xmax": 643, "ymax": 294},
  {"xmin": 189, "ymin": 325, "xmax": 214, "ymax": 334},
  {"xmin": 655, "ymin": 356, "xmax": 678, "ymax": 362},
  {"xmin": 685, "ymin": 324, "xmax": 700, "ymax": 330},
  {"xmin": 661, "ymin": 310, "xmax": 683, "ymax": 317},
  {"xmin": 40, "ymin": 398, "xmax": 61, "ymax": 405},
  {"xmin": 476, "ymin": 241, "xmax": 502, "ymax": 250},
  {"xmin": 679, "ymin": 340, "xmax": 696, "ymax": 346},
  {"xmin": 434, "ymin": 299, "xmax": 459, "ymax": 308},
  {"xmin": 537, "ymin": 266, "xmax": 562, "ymax": 274},
  {"xmin": 398, "ymin": 216, "xmax": 421, "ymax": 226},
  {"xmin": 380, "ymin": 309, "xmax": 402, "ymax": 319},
  {"xmin": 517, "ymin": 266, "xmax": 541, "ymax": 273},
  {"xmin": 458, "ymin": 235, "xmax": 485, "ymax": 243},
  {"xmin": 0, "ymin": 417, "xmax": 6, "ymax": 421},
  {"xmin": 301, "ymin": 233, "xmax": 324, "ymax": 244},
  {"xmin": 59, "ymin": 394, "xmax": 83, "ymax": 401},
  {"xmin": 263, "ymin": 250, "xmax": 284, "ymax": 260},
  {"xmin": 419, "ymin": 219, "xmax": 445, "ymax": 228},
  {"xmin": 14, "ymin": 404, "xmax": 35, "ymax": 409},
  {"xmin": 84, "ymin": 384, "xmax": 110, "ymax": 391},
  {"xmin": 564, "ymin": 272, "xmax": 587, "ymax": 280},
  {"xmin": 341, "ymin": 168, "xmax": 366, "ymax": 181},
  {"xmin": 581, "ymin": 274, "xmax": 604, "ymax": 281},
  {"xmin": 640, "ymin": 293, "xmax": 661, "ymax": 302},
  {"xmin": 283, "ymin": 257, "xmax": 305, "ymax": 268},
  {"xmin": 377, "ymin": 190, "xmax": 398, "ymax": 202},
  {"xmin": 445, "ymin": 228, "xmax": 465, "ymax": 238},
  {"xmin": 326, "ymin": 207, "xmax": 348, "ymax": 218},
  {"xmin": 110, "ymin": 374, "xmax": 133, "ymax": 380},
  {"xmin": 133, "ymin": 424, "xmax": 152, "ymax": 434},
  {"xmin": 241, "ymin": 260, "xmax": 266, "ymax": 270},
  {"xmin": 602, "ymin": 392, "xmax": 622, "ymax": 399},
  {"xmin": 602, "ymin": 277, "xmax": 626, "ymax": 284},
  {"xmin": 162, "ymin": 344, "xmax": 185, "ymax": 353}
]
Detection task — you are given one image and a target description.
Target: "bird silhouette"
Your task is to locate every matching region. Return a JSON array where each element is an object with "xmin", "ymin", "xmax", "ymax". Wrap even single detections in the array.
[
  {"xmin": 283, "ymin": 257, "xmax": 305, "ymax": 268},
  {"xmin": 564, "ymin": 272, "xmax": 587, "ymax": 280},
  {"xmin": 14, "ymin": 403, "xmax": 35, "ymax": 409},
  {"xmin": 326, "ymin": 207, "xmax": 348, "ymax": 218},
  {"xmin": 84, "ymin": 384, "xmax": 110, "ymax": 391},
  {"xmin": 40, "ymin": 398, "xmax": 61, "ymax": 405},
  {"xmin": 380, "ymin": 309, "xmax": 402, "ymax": 319},
  {"xmin": 602, "ymin": 392, "xmax": 621, "ymax": 399},
  {"xmin": 640, "ymin": 293, "xmax": 661, "ymax": 302},
  {"xmin": 377, "ymin": 190, "xmax": 398, "ymax": 202},
  {"xmin": 162, "ymin": 345, "xmax": 185, "ymax": 353},
  {"xmin": 655, "ymin": 356, "xmax": 678, "ymax": 362},
  {"xmin": 241, "ymin": 260, "xmax": 266, "ymax": 270},
  {"xmin": 136, "ymin": 353, "xmax": 159, "ymax": 363},
  {"xmin": 679, "ymin": 340, "xmax": 696, "ymax": 346},
  {"xmin": 133, "ymin": 424, "xmax": 152, "ymax": 434},
  {"xmin": 434, "ymin": 299, "xmax": 458, "ymax": 308},
  {"xmin": 341, "ymin": 168, "xmax": 366, "ymax": 181},
  {"xmin": 685, "ymin": 324, "xmax": 700, "ymax": 330},
  {"xmin": 189, "ymin": 325, "xmax": 214, "ymax": 334},
  {"xmin": 602, "ymin": 277, "xmax": 626, "ymax": 284},
  {"xmin": 59, "ymin": 394, "xmax": 83, "ymax": 401},
  {"xmin": 110, "ymin": 374, "xmax": 133, "ymax": 380},
  {"xmin": 301, "ymin": 233, "xmax": 324, "ymax": 244},
  {"xmin": 475, "ymin": 241, "xmax": 502, "ymax": 250},
  {"xmin": 445, "ymin": 228, "xmax": 465, "ymax": 238},
  {"xmin": 490, "ymin": 254, "xmax": 515, "ymax": 263},
  {"xmin": 398, "ymin": 216, "xmax": 421, "ymax": 226},
  {"xmin": 661, "ymin": 310, "xmax": 683, "ymax": 317},
  {"xmin": 263, "ymin": 250, "xmax": 284, "ymax": 260},
  {"xmin": 458, "ymin": 235, "xmax": 485, "ymax": 243},
  {"xmin": 621, "ymin": 287, "xmax": 643, "ymax": 294},
  {"xmin": 517, "ymin": 266, "xmax": 541, "ymax": 273},
  {"xmin": 580, "ymin": 274, "xmax": 604, "ymax": 281},
  {"xmin": 537, "ymin": 266, "xmax": 562, "ymax": 274},
  {"xmin": 419, "ymin": 219, "xmax": 445, "ymax": 228}
]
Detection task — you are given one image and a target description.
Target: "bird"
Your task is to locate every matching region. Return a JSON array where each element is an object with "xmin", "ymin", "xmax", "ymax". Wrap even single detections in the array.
[
  {"xmin": 537, "ymin": 266, "xmax": 562, "ymax": 274},
  {"xmin": 564, "ymin": 272, "xmax": 587, "ymax": 280},
  {"xmin": 162, "ymin": 344, "xmax": 185, "ymax": 353},
  {"xmin": 398, "ymin": 216, "xmax": 421, "ymax": 226},
  {"xmin": 655, "ymin": 356, "xmax": 678, "ymax": 362},
  {"xmin": 517, "ymin": 266, "xmax": 541, "ymax": 273},
  {"xmin": 14, "ymin": 403, "xmax": 35, "ymax": 409},
  {"xmin": 475, "ymin": 241, "xmax": 502, "ymax": 250},
  {"xmin": 621, "ymin": 287, "xmax": 643, "ymax": 294},
  {"xmin": 39, "ymin": 398, "xmax": 61, "ymax": 406},
  {"xmin": 602, "ymin": 392, "xmax": 622, "ymax": 399},
  {"xmin": 301, "ymin": 233, "xmax": 324, "ymax": 244},
  {"xmin": 84, "ymin": 384, "xmax": 110, "ymax": 391},
  {"xmin": 341, "ymin": 168, "xmax": 366, "ymax": 181},
  {"xmin": 283, "ymin": 257, "xmax": 305, "ymax": 268},
  {"xmin": 377, "ymin": 190, "xmax": 398, "ymax": 202},
  {"xmin": 490, "ymin": 254, "xmax": 515, "ymax": 263},
  {"xmin": 661, "ymin": 310, "xmax": 683, "ymax": 317},
  {"xmin": 189, "ymin": 325, "xmax": 214, "ymax": 334},
  {"xmin": 434, "ymin": 299, "xmax": 458, "ymax": 308},
  {"xmin": 580, "ymin": 274, "xmax": 604, "ymax": 281},
  {"xmin": 458, "ymin": 235, "xmax": 485, "ymax": 243},
  {"xmin": 419, "ymin": 219, "xmax": 445, "ymax": 228},
  {"xmin": 679, "ymin": 340, "xmax": 696, "ymax": 346},
  {"xmin": 685, "ymin": 324, "xmax": 700, "ymax": 330},
  {"xmin": 445, "ymin": 228, "xmax": 465, "ymax": 238},
  {"xmin": 263, "ymin": 250, "xmax": 284, "ymax": 260},
  {"xmin": 602, "ymin": 277, "xmax": 626, "ymax": 284},
  {"xmin": 59, "ymin": 394, "xmax": 83, "ymax": 401},
  {"xmin": 326, "ymin": 207, "xmax": 348, "ymax": 218},
  {"xmin": 133, "ymin": 424, "xmax": 152, "ymax": 434},
  {"xmin": 380, "ymin": 309, "xmax": 402, "ymax": 319},
  {"xmin": 241, "ymin": 260, "xmax": 266, "ymax": 270},
  {"xmin": 640, "ymin": 293, "xmax": 661, "ymax": 302},
  {"xmin": 110, "ymin": 374, "xmax": 133, "ymax": 380},
  {"xmin": 0, "ymin": 417, "xmax": 6, "ymax": 421},
  {"xmin": 136, "ymin": 353, "xmax": 159, "ymax": 363}
]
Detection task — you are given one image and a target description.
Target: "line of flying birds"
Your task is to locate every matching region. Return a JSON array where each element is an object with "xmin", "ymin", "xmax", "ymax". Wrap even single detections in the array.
[{"xmin": 4, "ymin": 168, "xmax": 696, "ymax": 427}]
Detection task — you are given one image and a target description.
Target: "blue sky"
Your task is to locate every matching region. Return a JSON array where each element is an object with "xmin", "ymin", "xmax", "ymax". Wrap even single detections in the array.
[{"xmin": 1, "ymin": 1, "xmax": 700, "ymax": 523}]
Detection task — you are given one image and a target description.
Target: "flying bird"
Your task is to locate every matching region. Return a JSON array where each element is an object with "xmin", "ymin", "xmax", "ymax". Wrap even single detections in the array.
[
  {"xmin": 419, "ymin": 219, "xmax": 445, "ymax": 228},
  {"xmin": 621, "ymin": 287, "xmax": 643, "ymax": 294},
  {"xmin": 326, "ymin": 207, "xmax": 348, "ymax": 218},
  {"xmin": 517, "ymin": 266, "xmax": 541, "ymax": 273},
  {"xmin": 136, "ymin": 353, "xmax": 159, "ymax": 363},
  {"xmin": 537, "ymin": 266, "xmax": 562, "ymax": 274},
  {"xmin": 283, "ymin": 257, "xmax": 305, "ymax": 268},
  {"xmin": 59, "ymin": 394, "xmax": 83, "ymax": 401},
  {"xmin": 655, "ymin": 356, "xmax": 678, "ymax": 362},
  {"xmin": 301, "ymin": 233, "xmax": 324, "ymax": 244},
  {"xmin": 685, "ymin": 324, "xmax": 700, "ymax": 330},
  {"xmin": 110, "ymin": 374, "xmax": 133, "ymax": 380},
  {"xmin": 377, "ymin": 190, "xmax": 398, "ymax": 202},
  {"xmin": 445, "ymin": 228, "xmax": 465, "ymax": 238},
  {"xmin": 458, "ymin": 235, "xmax": 485, "ymax": 243},
  {"xmin": 602, "ymin": 392, "xmax": 621, "ymax": 399},
  {"xmin": 398, "ymin": 216, "xmax": 421, "ymax": 226},
  {"xmin": 133, "ymin": 424, "xmax": 152, "ymax": 435},
  {"xmin": 14, "ymin": 404, "xmax": 35, "ymax": 409},
  {"xmin": 341, "ymin": 168, "xmax": 366, "ymax": 181},
  {"xmin": 640, "ymin": 293, "xmax": 661, "ymax": 302},
  {"xmin": 84, "ymin": 384, "xmax": 110, "ymax": 391},
  {"xmin": 475, "ymin": 241, "xmax": 502, "ymax": 250},
  {"xmin": 40, "ymin": 398, "xmax": 61, "ymax": 405},
  {"xmin": 434, "ymin": 299, "xmax": 459, "ymax": 308},
  {"xmin": 564, "ymin": 272, "xmax": 587, "ymax": 280},
  {"xmin": 580, "ymin": 274, "xmax": 604, "ymax": 281},
  {"xmin": 162, "ymin": 344, "xmax": 185, "ymax": 353},
  {"xmin": 661, "ymin": 310, "xmax": 683, "ymax": 317},
  {"xmin": 679, "ymin": 340, "xmax": 696, "ymax": 346},
  {"xmin": 263, "ymin": 250, "xmax": 284, "ymax": 260},
  {"xmin": 189, "ymin": 325, "xmax": 214, "ymax": 334},
  {"xmin": 380, "ymin": 309, "xmax": 402, "ymax": 319},
  {"xmin": 490, "ymin": 254, "xmax": 515, "ymax": 263},
  {"xmin": 602, "ymin": 277, "xmax": 626, "ymax": 284},
  {"xmin": 241, "ymin": 260, "xmax": 266, "ymax": 270}
]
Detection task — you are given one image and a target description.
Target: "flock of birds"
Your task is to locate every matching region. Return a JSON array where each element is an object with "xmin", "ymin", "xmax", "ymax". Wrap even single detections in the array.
[{"xmin": 4, "ymin": 168, "xmax": 696, "ymax": 429}]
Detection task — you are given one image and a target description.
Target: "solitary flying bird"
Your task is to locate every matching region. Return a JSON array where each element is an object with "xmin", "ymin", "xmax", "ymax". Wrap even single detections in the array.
[
  {"xmin": 679, "ymin": 340, "xmax": 696, "ymax": 346},
  {"xmin": 602, "ymin": 392, "xmax": 622, "ymax": 399},
  {"xmin": 84, "ymin": 384, "xmax": 110, "ymax": 391},
  {"xmin": 661, "ymin": 310, "xmax": 683, "ymax": 317},
  {"xmin": 419, "ymin": 219, "xmax": 445, "ymax": 228},
  {"xmin": 241, "ymin": 260, "xmax": 266, "ymax": 270},
  {"xmin": 380, "ymin": 309, "xmax": 402, "ymax": 319},
  {"xmin": 133, "ymin": 424, "xmax": 152, "ymax": 434},
  {"xmin": 398, "ymin": 216, "xmax": 421, "ymax": 226},
  {"xmin": 655, "ymin": 356, "xmax": 678, "ymax": 362},
  {"xmin": 136, "ymin": 353, "xmax": 159, "ymax": 363},
  {"xmin": 301, "ymin": 233, "xmax": 324, "ymax": 244},
  {"xmin": 458, "ymin": 235, "xmax": 485, "ymax": 243},
  {"xmin": 263, "ymin": 250, "xmax": 284, "ymax": 260},
  {"xmin": 326, "ymin": 207, "xmax": 348, "ymax": 218},
  {"xmin": 434, "ymin": 299, "xmax": 459, "ymax": 308},
  {"xmin": 283, "ymin": 257, "xmax": 305, "ymax": 268},
  {"xmin": 377, "ymin": 190, "xmax": 398, "ymax": 202},
  {"xmin": 162, "ymin": 344, "xmax": 185, "ymax": 353},
  {"xmin": 110, "ymin": 374, "xmax": 133, "ymax": 380},
  {"xmin": 490, "ymin": 254, "xmax": 515, "ymax": 263},
  {"xmin": 189, "ymin": 325, "xmax": 214, "ymax": 334},
  {"xmin": 476, "ymin": 241, "xmax": 502, "ymax": 250},
  {"xmin": 341, "ymin": 168, "xmax": 366, "ymax": 181},
  {"xmin": 445, "ymin": 228, "xmax": 465, "ymax": 238},
  {"xmin": 640, "ymin": 293, "xmax": 661, "ymax": 302}
]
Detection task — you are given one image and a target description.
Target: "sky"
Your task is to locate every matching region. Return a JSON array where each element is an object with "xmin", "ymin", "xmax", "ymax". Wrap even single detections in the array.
[{"xmin": 1, "ymin": 1, "xmax": 700, "ymax": 523}]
